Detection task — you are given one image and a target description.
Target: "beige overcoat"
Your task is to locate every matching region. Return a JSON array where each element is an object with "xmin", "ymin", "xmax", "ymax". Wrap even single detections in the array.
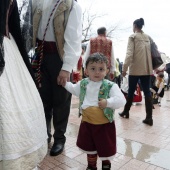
[{"xmin": 123, "ymin": 32, "xmax": 153, "ymax": 76}]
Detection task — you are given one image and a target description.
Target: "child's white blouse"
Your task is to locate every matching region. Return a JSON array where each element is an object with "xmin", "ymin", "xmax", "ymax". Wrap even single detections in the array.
[{"xmin": 65, "ymin": 79, "xmax": 126, "ymax": 110}]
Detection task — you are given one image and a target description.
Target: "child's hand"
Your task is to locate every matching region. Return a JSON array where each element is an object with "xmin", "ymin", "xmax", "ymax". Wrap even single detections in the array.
[{"xmin": 98, "ymin": 98, "xmax": 107, "ymax": 109}]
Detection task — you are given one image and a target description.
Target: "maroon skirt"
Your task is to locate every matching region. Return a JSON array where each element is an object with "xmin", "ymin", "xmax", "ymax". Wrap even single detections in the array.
[{"xmin": 76, "ymin": 121, "xmax": 116, "ymax": 158}]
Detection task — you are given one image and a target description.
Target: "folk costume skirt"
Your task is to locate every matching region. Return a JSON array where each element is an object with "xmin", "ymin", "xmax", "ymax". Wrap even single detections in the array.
[{"xmin": 0, "ymin": 35, "xmax": 48, "ymax": 170}]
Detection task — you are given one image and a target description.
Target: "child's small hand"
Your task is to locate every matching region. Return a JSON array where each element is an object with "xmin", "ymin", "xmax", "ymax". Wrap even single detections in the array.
[{"xmin": 98, "ymin": 98, "xmax": 107, "ymax": 109}]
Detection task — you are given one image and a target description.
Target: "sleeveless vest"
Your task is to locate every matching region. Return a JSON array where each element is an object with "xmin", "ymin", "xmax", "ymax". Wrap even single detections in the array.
[
  {"xmin": 90, "ymin": 36, "xmax": 112, "ymax": 68},
  {"xmin": 33, "ymin": 0, "xmax": 73, "ymax": 60},
  {"xmin": 79, "ymin": 78, "xmax": 115, "ymax": 122}
]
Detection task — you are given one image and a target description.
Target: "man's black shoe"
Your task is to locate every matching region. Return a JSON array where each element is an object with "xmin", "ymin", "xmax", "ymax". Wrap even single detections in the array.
[{"xmin": 50, "ymin": 143, "xmax": 64, "ymax": 156}]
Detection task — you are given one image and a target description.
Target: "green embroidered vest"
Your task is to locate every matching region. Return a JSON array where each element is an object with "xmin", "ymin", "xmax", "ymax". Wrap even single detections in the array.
[{"xmin": 79, "ymin": 78, "xmax": 115, "ymax": 122}]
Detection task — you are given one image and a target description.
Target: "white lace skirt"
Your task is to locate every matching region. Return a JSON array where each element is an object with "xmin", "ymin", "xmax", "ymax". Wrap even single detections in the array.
[{"xmin": 0, "ymin": 35, "xmax": 48, "ymax": 169}]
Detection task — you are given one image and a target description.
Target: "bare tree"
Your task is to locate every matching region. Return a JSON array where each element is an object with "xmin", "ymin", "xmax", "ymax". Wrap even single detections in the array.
[
  {"xmin": 81, "ymin": 1, "xmax": 130, "ymax": 43},
  {"xmin": 82, "ymin": 9, "xmax": 106, "ymax": 43}
]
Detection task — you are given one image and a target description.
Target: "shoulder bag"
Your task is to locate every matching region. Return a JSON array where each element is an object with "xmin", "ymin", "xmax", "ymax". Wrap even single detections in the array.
[{"xmin": 149, "ymin": 37, "xmax": 163, "ymax": 70}]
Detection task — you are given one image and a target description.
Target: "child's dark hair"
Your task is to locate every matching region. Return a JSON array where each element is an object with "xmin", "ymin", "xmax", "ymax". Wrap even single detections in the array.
[
  {"xmin": 158, "ymin": 72, "xmax": 164, "ymax": 78},
  {"xmin": 85, "ymin": 53, "xmax": 108, "ymax": 68}
]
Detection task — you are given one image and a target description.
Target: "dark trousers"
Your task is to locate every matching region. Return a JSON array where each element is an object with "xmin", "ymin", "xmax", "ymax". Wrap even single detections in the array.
[
  {"xmin": 128, "ymin": 75, "xmax": 151, "ymax": 98},
  {"xmin": 39, "ymin": 52, "xmax": 72, "ymax": 144}
]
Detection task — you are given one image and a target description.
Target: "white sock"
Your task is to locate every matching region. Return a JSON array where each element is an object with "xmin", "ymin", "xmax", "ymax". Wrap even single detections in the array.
[{"xmin": 158, "ymin": 97, "xmax": 162, "ymax": 103}]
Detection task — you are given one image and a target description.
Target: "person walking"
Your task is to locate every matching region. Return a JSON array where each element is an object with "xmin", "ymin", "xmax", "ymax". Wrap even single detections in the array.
[
  {"xmin": 63, "ymin": 53, "xmax": 126, "ymax": 170},
  {"xmin": 83, "ymin": 27, "xmax": 115, "ymax": 80},
  {"xmin": 119, "ymin": 18, "xmax": 154, "ymax": 126},
  {"xmin": 32, "ymin": 0, "xmax": 82, "ymax": 156},
  {"xmin": 0, "ymin": 0, "xmax": 48, "ymax": 169}
]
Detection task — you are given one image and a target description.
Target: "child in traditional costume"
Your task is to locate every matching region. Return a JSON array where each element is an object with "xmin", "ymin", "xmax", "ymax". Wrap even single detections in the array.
[{"xmin": 63, "ymin": 53, "xmax": 126, "ymax": 170}]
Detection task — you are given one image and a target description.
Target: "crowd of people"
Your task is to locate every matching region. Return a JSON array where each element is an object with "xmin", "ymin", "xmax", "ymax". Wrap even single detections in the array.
[{"xmin": 0, "ymin": 0, "xmax": 169, "ymax": 170}]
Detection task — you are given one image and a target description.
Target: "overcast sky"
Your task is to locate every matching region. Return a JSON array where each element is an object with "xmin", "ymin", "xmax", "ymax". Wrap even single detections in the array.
[{"xmin": 78, "ymin": 0, "xmax": 170, "ymax": 62}]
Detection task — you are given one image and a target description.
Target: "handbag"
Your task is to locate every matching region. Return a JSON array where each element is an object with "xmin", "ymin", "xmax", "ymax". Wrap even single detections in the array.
[
  {"xmin": 133, "ymin": 84, "xmax": 142, "ymax": 102},
  {"xmin": 149, "ymin": 37, "xmax": 163, "ymax": 70}
]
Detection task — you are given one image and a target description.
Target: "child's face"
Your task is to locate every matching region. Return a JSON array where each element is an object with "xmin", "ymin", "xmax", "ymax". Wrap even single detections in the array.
[{"xmin": 85, "ymin": 61, "xmax": 108, "ymax": 82}]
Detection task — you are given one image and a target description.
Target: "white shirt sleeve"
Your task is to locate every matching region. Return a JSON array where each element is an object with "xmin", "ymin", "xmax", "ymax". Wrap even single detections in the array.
[
  {"xmin": 107, "ymin": 83, "xmax": 126, "ymax": 109},
  {"xmin": 62, "ymin": 2, "xmax": 83, "ymax": 73},
  {"xmin": 83, "ymin": 41, "xmax": 90, "ymax": 69},
  {"xmin": 64, "ymin": 81, "xmax": 81, "ymax": 97}
]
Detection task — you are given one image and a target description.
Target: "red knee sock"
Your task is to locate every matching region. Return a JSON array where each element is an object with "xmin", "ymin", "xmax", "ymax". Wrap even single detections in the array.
[{"xmin": 87, "ymin": 154, "xmax": 97, "ymax": 169}]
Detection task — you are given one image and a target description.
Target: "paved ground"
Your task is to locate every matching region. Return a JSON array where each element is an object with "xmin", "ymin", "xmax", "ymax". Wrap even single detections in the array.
[{"xmin": 39, "ymin": 89, "xmax": 170, "ymax": 170}]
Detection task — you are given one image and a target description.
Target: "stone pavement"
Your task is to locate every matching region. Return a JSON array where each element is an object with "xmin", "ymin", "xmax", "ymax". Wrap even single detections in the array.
[{"xmin": 39, "ymin": 90, "xmax": 170, "ymax": 170}]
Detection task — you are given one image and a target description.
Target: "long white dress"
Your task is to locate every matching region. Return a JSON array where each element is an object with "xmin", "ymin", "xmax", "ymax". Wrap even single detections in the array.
[{"xmin": 0, "ymin": 35, "xmax": 48, "ymax": 170}]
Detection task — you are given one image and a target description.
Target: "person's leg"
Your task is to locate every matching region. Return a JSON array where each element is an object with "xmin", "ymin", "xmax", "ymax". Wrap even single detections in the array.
[
  {"xmin": 76, "ymin": 122, "xmax": 98, "ymax": 170},
  {"xmin": 119, "ymin": 76, "xmax": 139, "ymax": 118},
  {"xmin": 52, "ymin": 85, "xmax": 71, "ymax": 143},
  {"xmin": 86, "ymin": 154, "xmax": 98, "ymax": 170},
  {"xmin": 158, "ymin": 97, "xmax": 162, "ymax": 106},
  {"xmin": 51, "ymin": 72, "xmax": 72, "ymax": 156},
  {"xmin": 93, "ymin": 122, "xmax": 116, "ymax": 170},
  {"xmin": 158, "ymin": 88, "xmax": 164, "ymax": 106},
  {"xmin": 44, "ymin": 52, "xmax": 72, "ymax": 156},
  {"xmin": 39, "ymin": 54, "xmax": 53, "ymax": 144},
  {"xmin": 140, "ymin": 76, "xmax": 153, "ymax": 126}
]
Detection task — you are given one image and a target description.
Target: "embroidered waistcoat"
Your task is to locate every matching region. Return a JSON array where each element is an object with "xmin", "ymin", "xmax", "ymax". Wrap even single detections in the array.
[
  {"xmin": 33, "ymin": 0, "xmax": 73, "ymax": 60},
  {"xmin": 90, "ymin": 36, "xmax": 112, "ymax": 68},
  {"xmin": 79, "ymin": 78, "xmax": 115, "ymax": 122}
]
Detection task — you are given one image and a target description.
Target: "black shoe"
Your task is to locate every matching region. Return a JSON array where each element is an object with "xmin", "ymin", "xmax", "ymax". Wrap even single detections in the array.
[
  {"xmin": 119, "ymin": 111, "xmax": 129, "ymax": 118},
  {"xmin": 102, "ymin": 164, "xmax": 111, "ymax": 170},
  {"xmin": 50, "ymin": 143, "xmax": 64, "ymax": 156},
  {"xmin": 142, "ymin": 118, "xmax": 153, "ymax": 126}
]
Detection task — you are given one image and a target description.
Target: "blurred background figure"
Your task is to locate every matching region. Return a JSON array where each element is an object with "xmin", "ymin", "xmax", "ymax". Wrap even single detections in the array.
[{"xmin": 150, "ymin": 72, "xmax": 165, "ymax": 106}]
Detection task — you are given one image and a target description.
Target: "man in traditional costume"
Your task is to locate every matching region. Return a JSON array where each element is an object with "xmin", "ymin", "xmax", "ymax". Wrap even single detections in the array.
[{"xmin": 33, "ymin": 0, "xmax": 82, "ymax": 156}]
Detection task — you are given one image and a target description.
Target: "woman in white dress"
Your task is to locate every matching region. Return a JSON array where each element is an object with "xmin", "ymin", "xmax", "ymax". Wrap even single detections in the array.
[{"xmin": 0, "ymin": 0, "xmax": 48, "ymax": 169}]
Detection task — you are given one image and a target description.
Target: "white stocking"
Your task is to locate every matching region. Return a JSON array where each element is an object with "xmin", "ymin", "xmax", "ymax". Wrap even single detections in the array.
[{"xmin": 158, "ymin": 97, "xmax": 162, "ymax": 103}]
